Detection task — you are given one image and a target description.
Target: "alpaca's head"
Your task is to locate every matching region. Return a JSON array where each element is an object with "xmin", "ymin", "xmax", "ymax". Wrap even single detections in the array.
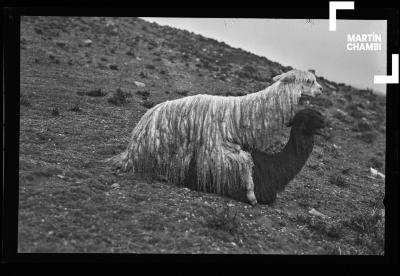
[
  {"xmin": 286, "ymin": 108, "xmax": 326, "ymax": 136},
  {"xmin": 272, "ymin": 69, "xmax": 323, "ymax": 97}
]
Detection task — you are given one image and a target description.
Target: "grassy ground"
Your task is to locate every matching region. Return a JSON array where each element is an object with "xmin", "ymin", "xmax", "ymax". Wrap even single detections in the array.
[{"xmin": 19, "ymin": 16, "xmax": 386, "ymax": 254}]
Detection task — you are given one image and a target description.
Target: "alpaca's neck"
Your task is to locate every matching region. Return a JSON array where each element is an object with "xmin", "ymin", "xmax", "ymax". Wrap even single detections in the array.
[
  {"xmin": 238, "ymin": 83, "xmax": 302, "ymax": 150},
  {"xmin": 251, "ymin": 130, "xmax": 314, "ymax": 195},
  {"xmin": 277, "ymin": 133, "xmax": 314, "ymax": 177}
]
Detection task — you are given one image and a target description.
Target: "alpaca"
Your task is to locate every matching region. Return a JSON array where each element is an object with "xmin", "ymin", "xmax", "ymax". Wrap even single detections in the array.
[
  {"xmin": 108, "ymin": 69, "xmax": 323, "ymax": 205},
  {"xmin": 231, "ymin": 108, "xmax": 326, "ymax": 204}
]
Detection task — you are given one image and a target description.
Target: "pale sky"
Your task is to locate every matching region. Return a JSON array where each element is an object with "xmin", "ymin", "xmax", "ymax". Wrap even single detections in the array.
[{"xmin": 142, "ymin": 18, "xmax": 387, "ymax": 95}]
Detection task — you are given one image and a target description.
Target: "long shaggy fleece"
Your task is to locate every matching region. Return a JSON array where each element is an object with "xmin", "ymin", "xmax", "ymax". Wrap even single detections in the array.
[{"xmin": 109, "ymin": 69, "xmax": 322, "ymax": 198}]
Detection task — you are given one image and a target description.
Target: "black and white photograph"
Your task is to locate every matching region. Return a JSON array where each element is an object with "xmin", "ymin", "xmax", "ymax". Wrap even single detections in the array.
[{"xmin": 3, "ymin": 4, "xmax": 399, "ymax": 259}]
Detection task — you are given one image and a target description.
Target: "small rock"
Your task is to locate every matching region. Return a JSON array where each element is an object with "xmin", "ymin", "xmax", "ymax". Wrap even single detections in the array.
[
  {"xmin": 111, "ymin": 183, "xmax": 120, "ymax": 189},
  {"xmin": 134, "ymin": 81, "xmax": 146, "ymax": 87},
  {"xmin": 370, "ymin": 167, "xmax": 385, "ymax": 179},
  {"xmin": 333, "ymin": 144, "xmax": 341, "ymax": 149},
  {"xmin": 83, "ymin": 39, "xmax": 92, "ymax": 46},
  {"xmin": 309, "ymin": 208, "xmax": 329, "ymax": 219}
]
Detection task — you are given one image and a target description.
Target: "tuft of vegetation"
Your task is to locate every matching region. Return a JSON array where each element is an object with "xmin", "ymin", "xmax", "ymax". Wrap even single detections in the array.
[
  {"xmin": 347, "ymin": 103, "xmax": 367, "ymax": 119},
  {"xmin": 367, "ymin": 156, "xmax": 383, "ymax": 170},
  {"xmin": 295, "ymin": 214, "xmax": 342, "ymax": 239},
  {"xmin": 329, "ymin": 174, "xmax": 349, "ymax": 188},
  {"xmin": 69, "ymin": 104, "xmax": 82, "ymax": 112},
  {"xmin": 51, "ymin": 107, "xmax": 60, "ymax": 116},
  {"xmin": 310, "ymin": 96, "xmax": 334, "ymax": 108},
  {"xmin": 333, "ymin": 110, "xmax": 352, "ymax": 124},
  {"xmin": 109, "ymin": 64, "xmax": 119, "ymax": 70},
  {"xmin": 139, "ymin": 71, "xmax": 148, "ymax": 78},
  {"xmin": 107, "ymin": 88, "xmax": 129, "ymax": 106},
  {"xmin": 205, "ymin": 205, "xmax": 241, "ymax": 236},
  {"xmin": 145, "ymin": 64, "xmax": 156, "ymax": 70},
  {"xmin": 352, "ymin": 120, "xmax": 373, "ymax": 132},
  {"xmin": 55, "ymin": 41, "xmax": 66, "ymax": 48},
  {"xmin": 20, "ymin": 94, "xmax": 31, "ymax": 107},
  {"xmin": 136, "ymin": 90, "xmax": 150, "ymax": 99},
  {"xmin": 126, "ymin": 49, "xmax": 135, "ymax": 57},
  {"xmin": 357, "ymin": 132, "xmax": 376, "ymax": 144},
  {"xmin": 142, "ymin": 99, "xmax": 156, "ymax": 109},
  {"xmin": 34, "ymin": 28, "xmax": 43, "ymax": 35},
  {"xmin": 341, "ymin": 208, "xmax": 384, "ymax": 255},
  {"xmin": 77, "ymin": 88, "xmax": 107, "ymax": 97},
  {"xmin": 175, "ymin": 90, "xmax": 189, "ymax": 96}
]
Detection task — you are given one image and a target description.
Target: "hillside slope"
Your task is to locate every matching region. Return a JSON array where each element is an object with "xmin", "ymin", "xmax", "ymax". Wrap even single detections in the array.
[{"xmin": 19, "ymin": 16, "xmax": 386, "ymax": 254}]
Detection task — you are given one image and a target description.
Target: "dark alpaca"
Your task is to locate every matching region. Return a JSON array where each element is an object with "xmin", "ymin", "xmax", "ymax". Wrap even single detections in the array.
[
  {"xmin": 185, "ymin": 108, "xmax": 326, "ymax": 204},
  {"xmin": 246, "ymin": 108, "xmax": 326, "ymax": 204}
]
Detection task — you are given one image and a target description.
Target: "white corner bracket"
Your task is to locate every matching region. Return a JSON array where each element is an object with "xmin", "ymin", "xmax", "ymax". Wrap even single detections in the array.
[
  {"xmin": 329, "ymin": 1, "xmax": 354, "ymax": 31},
  {"xmin": 374, "ymin": 54, "xmax": 399, "ymax": 84}
]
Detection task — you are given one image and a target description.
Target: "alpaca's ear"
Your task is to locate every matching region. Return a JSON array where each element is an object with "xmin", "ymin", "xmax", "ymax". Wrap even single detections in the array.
[
  {"xmin": 273, "ymin": 71, "xmax": 296, "ymax": 83},
  {"xmin": 272, "ymin": 73, "xmax": 284, "ymax": 82}
]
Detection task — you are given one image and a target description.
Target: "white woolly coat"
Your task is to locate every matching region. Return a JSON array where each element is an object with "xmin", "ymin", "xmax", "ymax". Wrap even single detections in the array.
[{"xmin": 114, "ymin": 79, "xmax": 303, "ymax": 196}]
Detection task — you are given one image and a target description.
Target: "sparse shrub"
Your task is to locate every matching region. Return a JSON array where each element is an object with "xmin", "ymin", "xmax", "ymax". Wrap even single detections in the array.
[
  {"xmin": 126, "ymin": 49, "xmax": 135, "ymax": 57},
  {"xmin": 205, "ymin": 205, "xmax": 241, "ymax": 236},
  {"xmin": 235, "ymin": 91, "xmax": 246, "ymax": 96},
  {"xmin": 100, "ymin": 57, "xmax": 108, "ymax": 62},
  {"xmin": 352, "ymin": 120, "xmax": 373, "ymax": 132},
  {"xmin": 142, "ymin": 100, "xmax": 156, "ymax": 109},
  {"xmin": 343, "ymin": 93, "xmax": 352, "ymax": 102},
  {"xmin": 69, "ymin": 104, "xmax": 81, "ymax": 112},
  {"xmin": 136, "ymin": 90, "xmax": 150, "ymax": 99},
  {"xmin": 68, "ymin": 59, "xmax": 74, "ymax": 66},
  {"xmin": 347, "ymin": 103, "xmax": 367, "ymax": 119},
  {"xmin": 55, "ymin": 41, "xmax": 66, "ymax": 48},
  {"xmin": 98, "ymin": 62, "xmax": 107, "ymax": 69},
  {"xmin": 146, "ymin": 64, "xmax": 156, "ymax": 70},
  {"xmin": 51, "ymin": 107, "xmax": 60, "ymax": 116},
  {"xmin": 357, "ymin": 131, "xmax": 376, "ymax": 144},
  {"xmin": 160, "ymin": 69, "xmax": 167, "ymax": 75},
  {"xmin": 342, "ymin": 208, "xmax": 384, "ymax": 242},
  {"xmin": 310, "ymin": 96, "xmax": 334, "ymax": 108},
  {"xmin": 109, "ymin": 64, "xmax": 118, "ymax": 70},
  {"xmin": 333, "ymin": 111, "xmax": 352, "ymax": 124},
  {"xmin": 34, "ymin": 28, "xmax": 43, "ymax": 35},
  {"xmin": 139, "ymin": 71, "xmax": 148, "ymax": 78},
  {"xmin": 295, "ymin": 214, "xmax": 341, "ymax": 239},
  {"xmin": 77, "ymin": 88, "xmax": 107, "ymax": 97},
  {"xmin": 108, "ymin": 88, "xmax": 129, "ymax": 106},
  {"xmin": 341, "ymin": 168, "xmax": 351, "ymax": 175},
  {"xmin": 329, "ymin": 174, "xmax": 349, "ymax": 188},
  {"xmin": 176, "ymin": 90, "xmax": 189, "ymax": 96},
  {"xmin": 367, "ymin": 156, "xmax": 383, "ymax": 170},
  {"xmin": 20, "ymin": 94, "xmax": 31, "ymax": 107}
]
